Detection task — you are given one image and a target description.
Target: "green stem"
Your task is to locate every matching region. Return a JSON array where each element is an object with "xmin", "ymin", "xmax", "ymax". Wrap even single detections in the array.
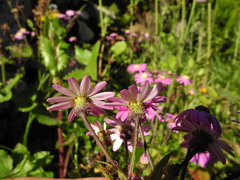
[
  {"xmin": 98, "ymin": 0, "xmax": 105, "ymax": 37},
  {"xmin": 138, "ymin": 124, "xmax": 154, "ymax": 170},
  {"xmin": 79, "ymin": 112, "xmax": 127, "ymax": 180},
  {"xmin": 128, "ymin": 117, "xmax": 140, "ymax": 177},
  {"xmin": 0, "ymin": 145, "xmax": 13, "ymax": 152},
  {"xmin": 153, "ymin": 0, "xmax": 159, "ymax": 69},
  {"xmin": 196, "ymin": 6, "xmax": 205, "ymax": 62},
  {"xmin": 233, "ymin": 19, "xmax": 240, "ymax": 64},
  {"xmin": 1, "ymin": 61, "xmax": 6, "ymax": 85},
  {"xmin": 23, "ymin": 112, "xmax": 35, "ymax": 146}
]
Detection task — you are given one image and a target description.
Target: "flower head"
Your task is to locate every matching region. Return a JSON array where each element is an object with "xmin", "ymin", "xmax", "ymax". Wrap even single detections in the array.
[
  {"xmin": 173, "ymin": 120, "xmax": 234, "ymax": 164},
  {"xmin": 47, "ymin": 76, "xmax": 114, "ymax": 122},
  {"xmin": 175, "ymin": 105, "xmax": 222, "ymax": 135},
  {"xmin": 69, "ymin": 36, "xmax": 77, "ymax": 42},
  {"xmin": 176, "ymin": 75, "xmax": 192, "ymax": 85},
  {"xmin": 127, "ymin": 63, "xmax": 147, "ymax": 73},
  {"xmin": 105, "ymin": 116, "xmax": 150, "ymax": 152},
  {"xmin": 134, "ymin": 72, "xmax": 154, "ymax": 85},
  {"xmin": 155, "ymin": 74, "xmax": 172, "ymax": 85},
  {"xmin": 106, "ymin": 81, "xmax": 166, "ymax": 121}
]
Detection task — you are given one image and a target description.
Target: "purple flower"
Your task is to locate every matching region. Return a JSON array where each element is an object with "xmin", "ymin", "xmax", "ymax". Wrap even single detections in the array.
[
  {"xmin": 106, "ymin": 81, "xmax": 166, "ymax": 121},
  {"xmin": 47, "ymin": 76, "xmax": 114, "ymax": 122},
  {"xmin": 134, "ymin": 72, "xmax": 154, "ymax": 85},
  {"xmin": 14, "ymin": 28, "xmax": 30, "ymax": 40},
  {"xmin": 190, "ymin": 152, "xmax": 216, "ymax": 168},
  {"xmin": 176, "ymin": 75, "xmax": 192, "ymax": 85},
  {"xmin": 175, "ymin": 105, "xmax": 222, "ymax": 135},
  {"xmin": 65, "ymin": 10, "xmax": 76, "ymax": 17},
  {"xmin": 173, "ymin": 120, "xmax": 234, "ymax": 164},
  {"xmin": 127, "ymin": 63, "xmax": 147, "ymax": 73},
  {"xmin": 155, "ymin": 74, "xmax": 172, "ymax": 85}
]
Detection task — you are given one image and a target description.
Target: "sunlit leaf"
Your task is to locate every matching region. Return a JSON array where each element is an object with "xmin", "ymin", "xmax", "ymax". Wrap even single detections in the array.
[
  {"xmin": 110, "ymin": 41, "xmax": 127, "ymax": 56},
  {"xmin": 0, "ymin": 150, "xmax": 13, "ymax": 178},
  {"xmin": 75, "ymin": 46, "xmax": 92, "ymax": 65},
  {"xmin": 35, "ymin": 114, "xmax": 62, "ymax": 126}
]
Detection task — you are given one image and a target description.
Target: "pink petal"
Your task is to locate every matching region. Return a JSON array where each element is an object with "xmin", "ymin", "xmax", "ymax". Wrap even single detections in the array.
[
  {"xmin": 68, "ymin": 109, "xmax": 76, "ymax": 122},
  {"xmin": 120, "ymin": 89, "xmax": 134, "ymax": 102},
  {"xmin": 68, "ymin": 77, "xmax": 81, "ymax": 95},
  {"xmin": 89, "ymin": 103, "xmax": 105, "ymax": 116},
  {"xmin": 138, "ymin": 81, "xmax": 149, "ymax": 101},
  {"xmin": 107, "ymin": 97, "xmax": 127, "ymax": 104},
  {"xmin": 88, "ymin": 81, "xmax": 107, "ymax": 96},
  {"xmin": 52, "ymin": 85, "xmax": 76, "ymax": 97},
  {"xmin": 47, "ymin": 101, "xmax": 74, "ymax": 111},
  {"xmin": 47, "ymin": 96, "xmax": 73, "ymax": 102},
  {"xmin": 91, "ymin": 92, "xmax": 115, "ymax": 100},
  {"xmin": 144, "ymin": 83, "xmax": 164, "ymax": 102},
  {"xmin": 79, "ymin": 76, "xmax": 91, "ymax": 96}
]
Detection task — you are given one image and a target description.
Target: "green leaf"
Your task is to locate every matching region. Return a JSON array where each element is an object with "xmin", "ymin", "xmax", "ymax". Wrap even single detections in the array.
[
  {"xmin": 0, "ymin": 73, "xmax": 22, "ymax": 103},
  {"xmin": 5, "ymin": 45, "xmax": 33, "ymax": 58},
  {"xmin": 0, "ymin": 150, "xmax": 13, "ymax": 178},
  {"xmin": 63, "ymin": 68, "xmax": 86, "ymax": 81},
  {"xmin": 56, "ymin": 40, "xmax": 70, "ymax": 71},
  {"xmin": 12, "ymin": 143, "xmax": 29, "ymax": 155},
  {"xmin": 150, "ymin": 151, "xmax": 174, "ymax": 180},
  {"xmin": 35, "ymin": 114, "xmax": 62, "ymax": 126},
  {"xmin": 168, "ymin": 55, "xmax": 177, "ymax": 70},
  {"xmin": 40, "ymin": 35, "xmax": 57, "ymax": 76},
  {"xmin": 55, "ymin": 133, "xmax": 77, "ymax": 149},
  {"xmin": 88, "ymin": 40, "xmax": 100, "ymax": 80},
  {"xmin": 110, "ymin": 41, "xmax": 127, "ymax": 56},
  {"xmin": 198, "ymin": 96, "xmax": 211, "ymax": 106},
  {"xmin": 27, "ymin": 19, "xmax": 36, "ymax": 31},
  {"xmin": 52, "ymin": 18, "xmax": 67, "ymax": 37},
  {"xmin": 32, "ymin": 151, "xmax": 54, "ymax": 167},
  {"xmin": 74, "ymin": 45, "xmax": 92, "ymax": 65}
]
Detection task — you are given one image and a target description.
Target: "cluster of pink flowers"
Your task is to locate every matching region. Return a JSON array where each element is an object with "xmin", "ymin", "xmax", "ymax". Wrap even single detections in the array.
[
  {"xmin": 14, "ymin": 28, "xmax": 30, "ymax": 40},
  {"xmin": 127, "ymin": 63, "xmax": 193, "ymax": 86},
  {"xmin": 57, "ymin": 9, "xmax": 82, "ymax": 19}
]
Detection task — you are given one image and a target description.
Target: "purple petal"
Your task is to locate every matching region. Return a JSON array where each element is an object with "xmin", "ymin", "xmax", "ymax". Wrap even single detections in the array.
[
  {"xmin": 47, "ymin": 101, "xmax": 74, "ymax": 111},
  {"xmin": 52, "ymin": 85, "xmax": 76, "ymax": 97},
  {"xmin": 120, "ymin": 89, "xmax": 134, "ymax": 102},
  {"xmin": 47, "ymin": 96, "xmax": 73, "ymax": 102},
  {"xmin": 88, "ymin": 81, "xmax": 107, "ymax": 96},
  {"xmin": 79, "ymin": 76, "xmax": 91, "ymax": 96},
  {"xmin": 208, "ymin": 144, "xmax": 226, "ymax": 164},
  {"xmin": 68, "ymin": 77, "xmax": 80, "ymax": 95}
]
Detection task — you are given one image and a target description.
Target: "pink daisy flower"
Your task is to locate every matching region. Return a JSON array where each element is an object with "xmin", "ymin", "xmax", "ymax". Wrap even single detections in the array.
[
  {"xmin": 176, "ymin": 75, "xmax": 192, "ymax": 85},
  {"xmin": 190, "ymin": 152, "xmax": 216, "ymax": 168},
  {"xmin": 155, "ymin": 74, "xmax": 172, "ymax": 85},
  {"xmin": 104, "ymin": 116, "xmax": 150, "ymax": 152},
  {"xmin": 127, "ymin": 63, "xmax": 147, "ymax": 73},
  {"xmin": 47, "ymin": 76, "xmax": 114, "ymax": 122},
  {"xmin": 69, "ymin": 36, "xmax": 77, "ymax": 42},
  {"xmin": 106, "ymin": 81, "xmax": 166, "ymax": 121},
  {"xmin": 134, "ymin": 72, "xmax": 154, "ymax": 85},
  {"xmin": 173, "ymin": 120, "xmax": 234, "ymax": 164},
  {"xmin": 175, "ymin": 105, "xmax": 222, "ymax": 135},
  {"xmin": 65, "ymin": 10, "xmax": 76, "ymax": 17}
]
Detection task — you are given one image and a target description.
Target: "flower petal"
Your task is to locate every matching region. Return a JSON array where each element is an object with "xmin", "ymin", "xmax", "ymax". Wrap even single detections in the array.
[
  {"xmin": 68, "ymin": 109, "xmax": 76, "ymax": 122},
  {"xmin": 52, "ymin": 85, "xmax": 76, "ymax": 97},
  {"xmin": 79, "ymin": 76, "xmax": 91, "ymax": 96},
  {"xmin": 91, "ymin": 92, "xmax": 115, "ymax": 100},
  {"xmin": 68, "ymin": 77, "xmax": 81, "ymax": 95},
  {"xmin": 88, "ymin": 81, "xmax": 107, "ymax": 96},
  {"xmin": 47, "ymin": 101, "xmax": 74, "ymax": 111},
  {"xmin": 47, "ymin": 96, "xmax": 73, "ymax": 102}
]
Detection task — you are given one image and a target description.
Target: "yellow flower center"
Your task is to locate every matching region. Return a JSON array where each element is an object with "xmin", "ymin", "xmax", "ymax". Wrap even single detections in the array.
[
  {"xmin": 160, "ymin": 75, "xmax": 166, "ymax": 79},
  {"xmin": 134, "ymin": 64, "xmax": 140, "ymax": 69},
  {"xmin": 140, "ymin": 73, "xmax": 148, "ymax": 79},
  {"xmin": 128, "ymin": 101, "xmax": 144, "ymax": 114},
  {"xmin": 182, "ymin": 75, "xmax": 189, "ymax": 80},
  {"xmin": 73, "ymin": 96, "xmax": 91, "ymax": 115}
]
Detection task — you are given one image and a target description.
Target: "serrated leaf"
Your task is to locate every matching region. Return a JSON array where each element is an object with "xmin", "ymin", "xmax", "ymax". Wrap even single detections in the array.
[
  {"xmin": 35, "ymin": 114, "xmax": 62, "ymax": 126},
  {"xmin": 63, "ymin": 68, "xmax": 87, "ymax": 81},
  {"xmin": 150, "ymin": 151, "xmax": 174, "ymax": 180},
  {"xmin": 40, "ymin": 35, "xmax": 57, "ymax": 76},
  {"xmin": 56, "ymin": 40, "xmax": 70, "ymax": 71},
  {"xmin": 110, "ymin": 41, "xmax": 127, "ymax": 56},
  {"xmin": 74, "ymin": 45, "xmax": 92, "ymax": 65},
  {"xmin": 88, "ymin": 40, "xmax": 100, "ymax": 80},
  {"xmin": 0, "ymin": 150, "xmax": 13, "ymax": 178}
]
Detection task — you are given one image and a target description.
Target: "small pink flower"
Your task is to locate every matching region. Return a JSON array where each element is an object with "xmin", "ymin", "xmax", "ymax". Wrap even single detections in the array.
[
  {"xmin": 176, "ymin": 75, "xmax": 192, "ymax": 85},
  {"xmin": 155, "ymin": 74, "xmax": 172, "ymax": 85},
  {"xmin": 173, "ymin": 120, "xmax": 234, "ymax": 164},
  {"xmin": 124, "ymin": 29, "xmax": 131, "ymax": 34},
  {"xmin": 175, "ymin": 105, "xmax": 222, "ymax": 135},
  {"xmin": 143, "ymin": 33, "xmax": 150, "ymax": 38},
  {"xmin": 18, "ymin": 28, "xmax": 30, "ymax": 34},
  {"xmin": 47, "ymin": 76, "xmax": 114, "ymax": 122},
  {"xmin": 57, "ymin": 14, "xmax": 66, "ymax": 18},
  {"xmin": 134, "ymin": 72, "xmax": 154, "ymax": 85},
  {"xmin": 14, "ymin": 32, "xmax": 26, "ymax": 40},
  {"xmin": 140, "ymin": 153, "xmax": 149, "ymax": 165},
  {"xmin": 69, "ymin": 36, "xmax": 77, "ymax": 42},
  {"xmin": 106, "ymin": 81, "xmax": 166, "ymax": 121},
  {"xmin": 127, "ymin": 63, "xmax": 147, "ymax": 73},
  {"xmin": 109, "ymin": 32, "xmax": 118, "ymax": 37},
  {"xmin": 190, "ymin": 152, "xmax": 216, "ymax": 168},
  {"xmin": 66, "ymin": 10, "xmax": 76, "ymax": 17}
]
